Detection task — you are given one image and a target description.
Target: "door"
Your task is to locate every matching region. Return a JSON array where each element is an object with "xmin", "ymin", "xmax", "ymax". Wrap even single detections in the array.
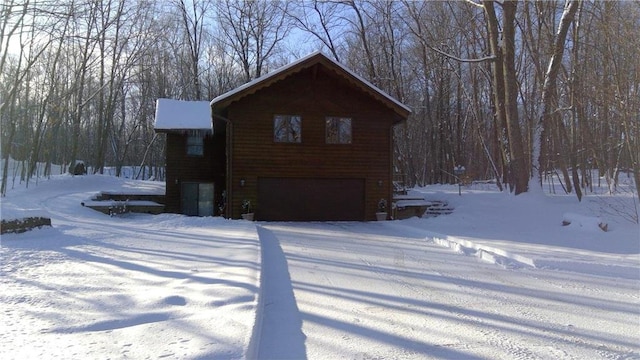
[
  {"xmin": 257, "ymin": 178, "xmax": 365, "ymax": 221},
  {"xmin": 181, "ymin": 182, "xmax": 214, "ymax": 216}
]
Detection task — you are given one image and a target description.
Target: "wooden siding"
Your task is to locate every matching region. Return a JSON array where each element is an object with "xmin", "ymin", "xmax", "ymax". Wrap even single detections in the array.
[
  {"xmin": 226, "ymin": 65, "xmax": 395, "ymax": 220},
  {"xmin": 164, "ymin": 130, "xmax": 226, "ymax": 214}
]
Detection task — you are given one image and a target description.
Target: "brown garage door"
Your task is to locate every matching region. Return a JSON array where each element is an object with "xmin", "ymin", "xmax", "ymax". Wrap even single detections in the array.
[{"xmin": 257, "ymin": 178, "xmax": 365, "ymax": 221}]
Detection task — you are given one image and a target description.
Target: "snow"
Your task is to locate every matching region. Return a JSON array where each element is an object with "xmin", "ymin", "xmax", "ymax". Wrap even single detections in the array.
[
  {"xmin": 154, "ymin": 98, "xmax": 212, "ymax": 131},
  {"xmin": 1, "ymin": 175, "xmax": 259, "ymax": 359},
  {"xmin": 81, "ymin": 199, "xmax": 163, "ymax": 207},
  {"xmin": 1, "ymin": 174, "xmax": 639, "ymax": 359},
  {"xmin": 394, "ymin": 199, "xmax": 432, "ymax": 207},
  {"xmin": 401, "ymin": 185, "xmax": 639, "ymax": 279},
  {"xmin": 562, "ymin": 212, "xmax": 607, "ymax": 231}
]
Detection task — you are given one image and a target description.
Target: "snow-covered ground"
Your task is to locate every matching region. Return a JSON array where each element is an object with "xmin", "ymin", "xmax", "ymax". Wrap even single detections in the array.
[
  {"xmin": 1, "ymin": 174, "xmax": 639, "ymax": 359},
  {"xmin": 260, "ymin": 221, "xmax": 639, "ymax": 359},
  {"xmin": 1, "ymin": 175, "xmax": 260, "ymax": 359}
]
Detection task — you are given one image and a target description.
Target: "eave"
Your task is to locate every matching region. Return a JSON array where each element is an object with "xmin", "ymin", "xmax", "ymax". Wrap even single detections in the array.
[{"xmin": 210, "ymin": 51, "xmax": 411, "ymax": 123}]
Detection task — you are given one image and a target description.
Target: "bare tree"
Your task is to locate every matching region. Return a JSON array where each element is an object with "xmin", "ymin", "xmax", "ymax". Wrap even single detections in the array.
[
  {"xmin": 286, "ymin": 0, "xmax": 346, "ymax": 61},
  {"xmin": 216, "ymin": 0, "xmax": 292, "ymax": 82},
  {"xmin": 531, "ymin": 0, "xmax": 581, "ymax": 195},
  {"xmin": 26, "ymin": 14, "xmax": 71, "ymax": 182},
  {"xmin": 1, "ymin": 0, "xmax": 58, "ymax": 194},
  {"xmin": 482, "ymin": 1, "xmax": 528, "ymax": 194},
  {"xmin": 93, "ymin": 0, "xmax": 151, "ymax": 174},
  {"xmin": 174, "ymin": 0, "xmax": 211, "ymax": 100},
  {"xmin": 66, "ymin": 0, "xmax": 101, "ymax": 173}
]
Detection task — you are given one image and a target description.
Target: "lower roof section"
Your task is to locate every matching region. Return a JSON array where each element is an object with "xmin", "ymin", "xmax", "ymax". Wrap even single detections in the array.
[{"xmin": 154, "ymin": 98, "xmax": 212, "ymax": 133}]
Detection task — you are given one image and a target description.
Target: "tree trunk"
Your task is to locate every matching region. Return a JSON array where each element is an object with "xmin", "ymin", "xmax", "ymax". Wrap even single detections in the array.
[
  {"xmin": 501, "ymin": 1, "xmax": 529, "ymax": 194},
  {"xmin": 485, "ymin": 1, "xmax": 528, "ymax": 194},
  {"xmin": 532, "ymin": 0, "xmax": 581, "ymax": 191}
]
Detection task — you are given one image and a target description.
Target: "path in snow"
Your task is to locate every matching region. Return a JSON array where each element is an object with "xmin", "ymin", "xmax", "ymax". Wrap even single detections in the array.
[
  {"xmin": 255, "ymin": 226, "xmax": 307, "ymax": 359},
  {"xmin": 259, "ymin": 222, "xmax": 640, "ymax": 360}
]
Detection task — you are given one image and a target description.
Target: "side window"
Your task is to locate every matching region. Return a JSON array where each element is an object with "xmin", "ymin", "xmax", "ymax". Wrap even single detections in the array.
[
  {"xmin": 187, "ymin": 135, "xmax": 204, "ymax": 156},
  {"xmin": 326, "ymin": 117, "xmax": 352, "ymax": 144},
  {"xmin": 274, "ymin": 115, "xmax": 302, "ymax": 143}
]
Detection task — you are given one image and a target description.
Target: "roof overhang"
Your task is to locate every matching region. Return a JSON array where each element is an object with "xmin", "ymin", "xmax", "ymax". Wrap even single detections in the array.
[{"xmin": 210, "ymin": 51, "xmax": 411, "ymax": 123}]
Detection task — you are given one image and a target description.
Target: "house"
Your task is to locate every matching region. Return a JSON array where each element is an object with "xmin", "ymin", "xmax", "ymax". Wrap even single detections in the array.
[{"xmin": 155, "ymin": 51, "xmax": 411, "ymax": 221}]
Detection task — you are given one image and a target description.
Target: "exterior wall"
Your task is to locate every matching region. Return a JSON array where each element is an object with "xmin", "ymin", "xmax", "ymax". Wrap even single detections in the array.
[
  {"xmin": 226, "ymin": 66, "xmax": 396, "ymax": 220},
  {"xmin": 164, "ymin": 130, "xmax": 226, "ymax": 214}
]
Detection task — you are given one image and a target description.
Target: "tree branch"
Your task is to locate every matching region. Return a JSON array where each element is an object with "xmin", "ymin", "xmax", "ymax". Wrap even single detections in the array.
[{"xmin": 415, "ymin": 36, "xmax": 496, "ymax": 63}]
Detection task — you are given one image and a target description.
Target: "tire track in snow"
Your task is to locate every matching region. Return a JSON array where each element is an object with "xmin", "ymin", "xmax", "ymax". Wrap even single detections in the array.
[
  {"xmin": 269, "ymin": 223, "xmax": 482, "ymax": 359},
  {"xmin": 349, "ymin": 231, "xmax": 530, "ymax": 358},
  {"xmin": 404, "ymin": 243, "xmax": 590, "ymax": 360},
  {"xmin": 330, "ymin": 223, "xmax": 626, "ymax": 360},
  {"xmin": 265, "ymin": 222, "xmax": 639, "ymax": 359},
  {"xmin": 330, "ymin": 223, "xmax": 510, "ymax": 356}
]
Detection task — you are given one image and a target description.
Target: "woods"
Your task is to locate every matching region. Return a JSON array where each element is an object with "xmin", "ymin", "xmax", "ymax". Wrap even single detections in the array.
[{"xmin": 1, "ymin": 0, "xmax": 638, "ymax": 200}]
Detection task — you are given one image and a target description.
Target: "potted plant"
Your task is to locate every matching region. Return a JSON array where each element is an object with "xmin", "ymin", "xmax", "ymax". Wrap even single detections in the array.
[
  {"xmin": 376, "ymin": 198, "xmax": 388, "ymax": 221},
  {"xmin": 241, "ymin": 199, "xmax": 254, "ymax": 221}
]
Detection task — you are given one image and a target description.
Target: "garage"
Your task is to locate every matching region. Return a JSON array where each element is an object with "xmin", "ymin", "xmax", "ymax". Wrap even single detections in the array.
[{"xmin": 257, "ymin": 178, "xmax": 365, "ymax": 221}]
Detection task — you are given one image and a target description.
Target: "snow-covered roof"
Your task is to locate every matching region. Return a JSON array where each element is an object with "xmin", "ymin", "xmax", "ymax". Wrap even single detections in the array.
[
  {"xmin": 154, "ymin": 98, "xmax": 212, "ymax": 131},
  {"xmin": 211, "ymin": 51, "xmax": 412, "ymax": 119}
]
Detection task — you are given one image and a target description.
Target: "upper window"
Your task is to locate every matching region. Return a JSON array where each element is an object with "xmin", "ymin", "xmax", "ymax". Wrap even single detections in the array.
[
  {"xmin": 326, "ymin": 117, "xmax": 352, "ymax": 144},
  {"xmin": 187, "ymin": 135, "xmax": 204, "ymax": 156},
  {"xmin": 274, "ymin": 115, "xmax": 302, "ymax": 143}
]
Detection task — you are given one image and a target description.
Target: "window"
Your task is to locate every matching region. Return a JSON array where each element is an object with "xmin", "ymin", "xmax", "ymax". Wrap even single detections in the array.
[
  {"xmin": 182, "ymin": 182, "xmax": 214, "ymax": 216},
  {"xmin": 326, "ymin": 117, "xmax": 352, "ymax": 144},
  {"xmin": 187, "ymin": 135, "xmax": 204, "ymax": 156},
  {"xmin": 274, "ymin": 115, "xmax": 302, "ymax": 143}
]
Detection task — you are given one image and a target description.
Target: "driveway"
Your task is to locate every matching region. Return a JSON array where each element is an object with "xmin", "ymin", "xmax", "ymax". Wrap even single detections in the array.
[{"xmin": 256, "ymin": 222, "xmax": 639, "ymax": 360}]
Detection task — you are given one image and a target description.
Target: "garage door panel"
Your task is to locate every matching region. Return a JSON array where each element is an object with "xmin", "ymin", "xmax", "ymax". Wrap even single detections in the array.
[{"xmin": 258, "ymin": 178, "xmax": 364, "ymax": 221}]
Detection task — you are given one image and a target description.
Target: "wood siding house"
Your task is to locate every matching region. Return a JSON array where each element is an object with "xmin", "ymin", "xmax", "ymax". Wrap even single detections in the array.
[
  {"xmin": 156, "ymin": 52, "xmax": 410, "ymax": 221},
  {"xmin": 154, "ymin": 99, "xmax": 226, "ymax": 216}
]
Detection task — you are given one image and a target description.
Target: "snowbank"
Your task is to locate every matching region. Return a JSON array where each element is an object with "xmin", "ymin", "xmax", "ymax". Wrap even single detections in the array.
[{"xmin": 403, "ymin": 184, "xmax": 640, "ymax": 279}]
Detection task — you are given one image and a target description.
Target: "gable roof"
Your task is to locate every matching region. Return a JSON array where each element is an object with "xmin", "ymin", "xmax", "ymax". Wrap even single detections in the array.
[
  {"xmin": 154, "ymin": 98, "xmax": 212, "ymax": 132},
  {"xmin": 210, "ymin": 51, "xmax": 411, "ymax": 120}
]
